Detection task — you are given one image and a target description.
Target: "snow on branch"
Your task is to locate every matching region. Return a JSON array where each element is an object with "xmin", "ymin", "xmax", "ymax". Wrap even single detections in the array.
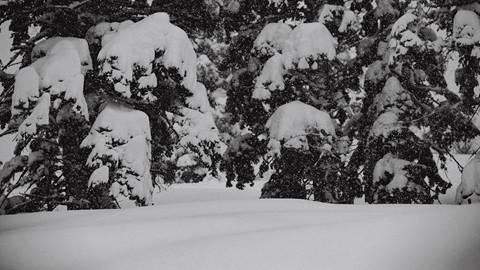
[
  {"xmin": 266, "ymin": 101, "xmax": 336, "ymax": 155},
  {"xmin": 12, "ymin": 38, "xmax": 90, "ymax": 136},
  {"xmin": 98, "ymin": 12, "xmax": 198, "ymax": 98},
  {"xmin": 81, "ymin": 103, "xmax": 153, "ymax": 207}
]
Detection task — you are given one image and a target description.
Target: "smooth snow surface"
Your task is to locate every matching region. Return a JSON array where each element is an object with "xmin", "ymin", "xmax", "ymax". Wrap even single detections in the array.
[{"xmin": 0, "ymin": 179, "xmax": 480, "ymax": 270}]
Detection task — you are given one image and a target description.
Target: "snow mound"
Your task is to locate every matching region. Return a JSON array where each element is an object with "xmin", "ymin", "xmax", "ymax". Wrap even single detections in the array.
[
  {"xmin": 98, "ymin": 12, "xmax": 197, "ymax": 98},
  {"xmin": 81, "ymin": 103, "xmax": 153, "ymax": 207},
  {"xmin": 266, "ymin": 101, "xmax": 335, "ymax": 153},
  {"xmin": 253, "ymin": 23, "xmax": 292, "ymax": 56},
  {"xmin": 318, "ymin": 4, "xmax": 357, "ymax": 33}
]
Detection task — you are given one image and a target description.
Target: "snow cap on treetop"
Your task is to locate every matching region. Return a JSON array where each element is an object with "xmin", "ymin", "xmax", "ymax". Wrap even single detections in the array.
[{"xmin": 98, "ymin": 12, "xmax": 197, "ymax": 98}]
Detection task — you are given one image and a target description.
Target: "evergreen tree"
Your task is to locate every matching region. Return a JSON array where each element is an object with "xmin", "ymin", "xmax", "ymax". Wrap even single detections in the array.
[
  {"xmin": 0, "ymin": 0, "xmax": 224, "ymax": 213},
  {"xmin": 221, "ymin": 0, "xmax": 480, "ymax": 204}
]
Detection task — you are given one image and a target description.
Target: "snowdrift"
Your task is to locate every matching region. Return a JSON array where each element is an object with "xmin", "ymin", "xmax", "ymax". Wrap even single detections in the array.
[{"xmin": 1, "ymin": 180, "xmax": 479, "ymax": 270}]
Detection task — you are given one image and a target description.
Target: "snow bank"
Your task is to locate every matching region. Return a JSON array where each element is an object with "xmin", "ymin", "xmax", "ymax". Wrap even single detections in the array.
[
  {"xmin": 266, "ymin": 101, "xmax": 335, "ymax": 153},
  {"xmin": 98, "ymin": 12, "xmax": 197, "ymax": 98},
  {"xmin": 0, "ymin": 193, "xmax": 479, "ymax": 270},
  {"xmin": 81, "ymin": 103, "xmax": 153, "ymax": 206}
]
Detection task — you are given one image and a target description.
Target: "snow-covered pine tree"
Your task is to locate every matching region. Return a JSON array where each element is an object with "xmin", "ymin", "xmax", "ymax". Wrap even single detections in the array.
[
  {"xmin": 0, "ymin": 1, "xmax": 225, "ymax": 212},
  {"xmin": 222, "ymin": 0, "xmax": 480, "ymax": 204},
  {"xmin": 0, "ymin": 38, "xmax": 91, "ymax": 213},
  {"xmin": 82, "ymin": 12, "xmax": 223, "ymax": 205},
  {"xmin": 349, "ymin": 1, "xmax": 480, "ymax": 204},
  {"xmin": 221, "ymin": 0, "xmax": 362, "ymax": 202}
]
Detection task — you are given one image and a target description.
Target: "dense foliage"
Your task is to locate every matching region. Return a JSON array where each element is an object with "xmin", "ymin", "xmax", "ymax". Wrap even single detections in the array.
[{"xmin": 1, "ymin": 0, "xmax": 480, "ymax": 214}]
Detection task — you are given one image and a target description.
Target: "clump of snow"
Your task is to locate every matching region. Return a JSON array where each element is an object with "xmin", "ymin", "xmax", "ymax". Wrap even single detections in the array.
[
  {"xmin": 253, "ymin": 23, "xmax": 292, "ymax": 56},
  {"xmin": 456, "ymin": 155, "xmax": 480, "ymax": 204},
  {"xmin": 32, "ymin": 37, "xmax": 93, "ymax": 74},
  {"xmin": 453, "ymin": 9, "xmax": 480, "ymax": 45},
  {"xmin": 253, "ymin": 54, "xmax": 286, "ymax": 100},
  {"xmin": 137, "ymin": 73, "xmax": 158, "ymax": 89},
  {"xmin": 98, "ymin": 12, "xmax": 197, "ymax": 98},
  {"xmin": 373, "ymin": 153, "xmax": 421, "ymax": 191},
  {"xmin": 391, "ymin": 13, "xmax": 417, "ymax": 36},
  {"xmin": 81, "ymin": 103, "xmax": 153, "ymax": 206},
  {"xmin": 339, "ymin": 10, "xmax": 357, "ymax": 33},
  {"xmin": 265, "ymin": 101, "xmax": 335, "ymax": 154},
  {"xmin": 365, "ymin": 60, "xmax": 388, "ymax": 85},
  {"xmin": 251, "ymin": 21, "xmax": 337, "ymax": 100},
  {"xmin": 370, "ymin": 110, "xmax": 401, "ymax": 138},
  {"xmin": 186, "ymin": 82, "xmax": 211, "ymax": 113},
  {"xmin": 388, "ymin": 13, "xmax": 425, "ymax": 64},
  {"xmin": 318, "ymin": 4, "xmax": 343, "ymax": 24},
  {"xmin": 12, "ymin": 38, "xmax": 90, "ymax": 136},
  {"xmin": 85, "ymin": 20, "xmax": 134, "ymax": 47},
  {"xmin": 176, "ymin": 153, "xmax": 197, "ymax": 168},
  {"xmin": 283, "ymin": 23, "xmax": 337, "ymax": 67},
  {"xmin": 173, "ymin": 107, "xmax": 222, "ymax": 164},
  {"xmin": 88, "ymin": 166, "xmax": 110, "ymax": 187},
  {"xmin": 18, "ymin": 93, "xmax": 50, "ymax": 136},
  {"xmin": 452, "ymin": 9, "xmax": 480, "ymax": 58},
  {"xmin": 373, "ymin": 76, "xmax": 411, "ymax": 115},
  {"xmin": 11, "ymin": 66, "xmax": 40, "ymax": 115}
]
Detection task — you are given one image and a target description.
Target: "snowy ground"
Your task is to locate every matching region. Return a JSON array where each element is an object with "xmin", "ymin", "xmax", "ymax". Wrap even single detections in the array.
[{"xmin": 1, "ymin": 169, "xmax": 480, "ymax": 270}]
